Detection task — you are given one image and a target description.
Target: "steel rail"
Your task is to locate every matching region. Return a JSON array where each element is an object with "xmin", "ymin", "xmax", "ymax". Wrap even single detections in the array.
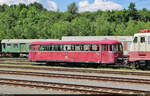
[
  {"xmin": 0, "ymin": 65, "xmax": 150, "ymax": 76},
  {"xmin": 0, "ymin": 78, "xmax": 149, "ymax": 94},
  {"xmin": 0, "ymin": 81, "xmax": 107, "ymax": 94},
  {"xmin": 0, "ymin": 70, "xmax": 150, "ymax": 86}
]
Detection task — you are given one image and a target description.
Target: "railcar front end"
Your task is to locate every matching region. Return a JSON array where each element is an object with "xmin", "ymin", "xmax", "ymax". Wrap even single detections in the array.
[{"xmin": 129, "ymin": 29, "xmax": 150, "ymax": 67}]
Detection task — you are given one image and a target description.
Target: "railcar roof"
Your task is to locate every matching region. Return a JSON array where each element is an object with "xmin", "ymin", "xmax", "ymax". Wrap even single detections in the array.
[
  {"xmin": 134, "ymin": 33, "xmax": 150, "ymax": 36},
  {"xmin": 31, "ymin": 40, "xmax": 120, "ymax": 45},
  {"xmin": 62, "ymin": 36, "xmax": 133, "ymax": 41}
]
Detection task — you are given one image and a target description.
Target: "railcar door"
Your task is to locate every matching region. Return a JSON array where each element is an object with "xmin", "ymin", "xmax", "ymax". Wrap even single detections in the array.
[
  {"xmin": 30, "ymin": 45, "xmax": 39, "ymax": 61},
  {"xmin": 101, "ymin": 44, "xmax": 109, "ymax": 63}
]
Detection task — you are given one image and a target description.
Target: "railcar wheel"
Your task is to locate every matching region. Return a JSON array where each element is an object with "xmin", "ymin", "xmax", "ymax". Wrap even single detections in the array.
[
  {"xmin": 92, "ymin": 63, "xmax": 98, "ymax": 68},
  {"xmin": 144, "ymin": 60, "xmax": 150, "ymax": 69}
]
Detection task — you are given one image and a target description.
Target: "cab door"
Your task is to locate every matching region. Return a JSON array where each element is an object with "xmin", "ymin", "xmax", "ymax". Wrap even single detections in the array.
[{"xmin": 101, "ymin": 44, "xmax": 109, "ymax": 63}]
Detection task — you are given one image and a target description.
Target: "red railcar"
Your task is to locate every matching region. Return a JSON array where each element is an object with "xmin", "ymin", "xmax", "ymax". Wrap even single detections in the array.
[{"xmin": 29, "ymin": 40, "xmax": 123, "ymax": 64}]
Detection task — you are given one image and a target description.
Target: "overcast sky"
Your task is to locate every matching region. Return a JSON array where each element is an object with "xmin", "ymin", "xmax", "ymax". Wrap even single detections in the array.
[{"xmin": 0, "ymin": 0, "xmax": 149, "ymax": 12}]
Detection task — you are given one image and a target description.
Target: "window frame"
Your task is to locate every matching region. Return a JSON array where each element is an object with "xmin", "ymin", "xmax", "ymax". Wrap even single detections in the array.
[
  {"xmin": 133, "ymin": 37, "xmax": 138, "ymax": 43},
  {"xmin": 140, "ymin": 37, "xmax": 145, "ymax": 43},
  {"xmin": 13, "ymin": 43, "xmax": 18, "ymax": 48},
  {"xmin": 7, "ymin": 44, "xmax": 11, "ymax": 48}
]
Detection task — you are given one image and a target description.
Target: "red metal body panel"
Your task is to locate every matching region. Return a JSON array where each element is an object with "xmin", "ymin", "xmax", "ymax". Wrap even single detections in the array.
[
  {"xmin": 29, "ymin": 40, "xmax": 123, "ymax": 64},
  {"xmin": 33, "ymin": 51, "xmax": 101, "ymax": 63},
  {"xmin": 129, "ymin": 51, "xmax": 150, "ymax": 61}
]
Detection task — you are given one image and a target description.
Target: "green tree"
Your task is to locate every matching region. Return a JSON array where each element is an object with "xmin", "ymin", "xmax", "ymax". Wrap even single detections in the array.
[
  {"xmin": 71, "ymin": 17, "xmax": 93, "ymax": 36},
  {"xmin": 67, "ymin": 2, "xmax": 78, "ymax": 14},
  {"xmin": 128, "ymin": 2, "xmax": 139, "ymax": 20},
  {"xmin": 50, "ymin": 21, "xmax": 71, "ymax": 39},
  {"xmin": 95, "ymin": 18, "xmax": 114, "ymax": 36}
]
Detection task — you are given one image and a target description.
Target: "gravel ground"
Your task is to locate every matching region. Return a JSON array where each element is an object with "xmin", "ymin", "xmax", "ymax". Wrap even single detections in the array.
[
  {"xmin": 0, "ymin": 85, "xmax": 69, "ymax": 94},
  {"xmin": 0, "ymin": 74, "xmax": 150, "ymax": 92}
]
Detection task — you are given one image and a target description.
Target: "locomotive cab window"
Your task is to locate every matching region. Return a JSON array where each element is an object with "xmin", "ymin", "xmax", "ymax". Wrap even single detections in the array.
[
  {"xmin": 133, "ymin": 37, "xmax": 138, "ymax": 43},
  {"xmin": 140, "ymin": 37, "xmax": 145, "ymax": 43},
  {"xmin": 148, "ymin": 36, "xmax": 150, "ymax": 44}
]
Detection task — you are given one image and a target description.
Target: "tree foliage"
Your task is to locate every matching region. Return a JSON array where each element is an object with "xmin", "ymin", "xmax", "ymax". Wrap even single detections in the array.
[
  {"xmin": 67, "ymin": 2, "xmax": 78, "ymax": 14},
  {"xmin": 0, "ymin": 2, "xmax": 150, "ymax": 39}
]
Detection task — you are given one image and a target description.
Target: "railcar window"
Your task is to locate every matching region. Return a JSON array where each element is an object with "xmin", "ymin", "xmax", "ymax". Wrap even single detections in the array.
[
  {"xmin": 80, "ymin": 45, "xmax": 84, "ymax": 51},
  {"xmin": 84, "ymin": 45, "xmax": 90, "ymax": 51},
  {"xmin": 71, "ymin": 45, "xmax": 75, "ymax": 51},
  {"xmin": 60, "ymin": 45, "xmax": 64, "ymax": 51},
  {"xmin": 50, "ymin": 45, "xmax": 53, "ymax": 51},
  {"xmin": 39, "ymin": 45, "xmax": 45, "ymax": 51},
  {"xmin": 104, "ymin": 45, "xmax": 108, "ymax": 51},
  {"xmin": 141, "ymin": 37, "xmax": 145, "ymax": 43},
  {"xmin": 91, "ymin": 44, "xmax": 99, "ymax": 51},
  {"xmin": 102, "ymin": 44, "xmax": 108, "ymax": 51},
  {"xmin": 55, "ymin": 45, "xmax": 61, "ymax": 51},
  {"xmin": 133, "ymin": 37, "xmax": 138, "ymax": 43},
  {"xmin": 13, "ymin": 44, "xmax": 18, "ymax": 48},
  {"xmin": 75, "ymin": 44, "xmax": 81, "ymax": 51},
  {"xmin": 31, "ymin": 45, "xmax": 36, "ymax": 51},
  {"xmin": 113, "ymin": 44, "xmax": 118, "ymax": 51},
  {"xmin": 39, "ymin": 45, "xmax": 65, "ymax": 51},
  {"xmin": 118, "ymin": 44, "xmax": 123, "ymax": 51},
  {"xmin": 43, "ymin": 45, "xmax": 47, "ymax": 51},
  {"xmin": 109, "ymin": 45, "xmax": 113, "ymax": 51},
  {"xmin": 64, "ymin": 45, "xmax": 71, "ymax": 51}
]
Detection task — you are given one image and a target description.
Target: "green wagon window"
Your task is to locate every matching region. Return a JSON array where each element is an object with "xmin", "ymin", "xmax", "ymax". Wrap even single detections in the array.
[
  {"xmin": 13, "ymin": 44, "xmax": 18, "ymax": 48},
  {"xmin": 7, "ymin": 44, "xmax": 11, "ymax": 48}
]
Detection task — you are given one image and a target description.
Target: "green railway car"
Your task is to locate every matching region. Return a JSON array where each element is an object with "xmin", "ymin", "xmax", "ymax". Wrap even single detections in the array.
[{"xmin": 1, "ymin": 39, "xmax": 59, "ymax": 57}]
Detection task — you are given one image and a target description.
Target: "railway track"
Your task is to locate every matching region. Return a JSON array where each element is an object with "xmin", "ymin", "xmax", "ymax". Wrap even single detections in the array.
[
  {"xmin": 1, "ymin": 58, "xmax": 150, "ymax": 77},
  {"xmin": 0, "ymin": 78, "xmax": 109, "ymax": 94},
  {"xmin": 0, "ymin": 70, "xmax": 150, "ymax": 85},
  {"xmin": 0, "ymin": 58, "xmax": 28, "ymax": 62},
  {"xmin": 0, "ymin": 70, "xmax": 150, "ymax": 91},
  {"xmin": 0, "ymin": 58, "xmax": 44, "ymax": 64},
  {"xmin": 0, "ymin": 78, "xmax": 150, "ymax": 94},
  {"xmin": 0, "ymin": 64, "xmax": 150, "ymax": 77},
  {"xmin": 1, "ymin": 59, "xmax": 150, "ymax": 94}
]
